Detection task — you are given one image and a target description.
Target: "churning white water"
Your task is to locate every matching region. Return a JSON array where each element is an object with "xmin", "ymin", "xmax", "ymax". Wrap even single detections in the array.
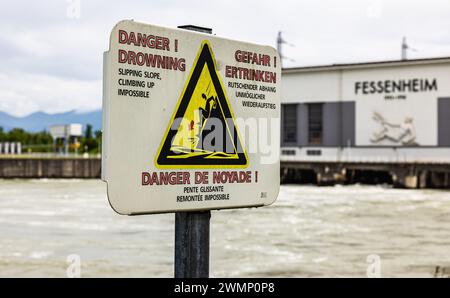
[{"xmin": 0, "ymin": 179, "xmax": 449, "ymax": 277}]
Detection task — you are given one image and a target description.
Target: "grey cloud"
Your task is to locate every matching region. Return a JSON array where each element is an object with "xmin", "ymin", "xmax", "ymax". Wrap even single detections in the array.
[{"xmin": 0, "ymin": 0, "xmax": 449, "ymax": 115}]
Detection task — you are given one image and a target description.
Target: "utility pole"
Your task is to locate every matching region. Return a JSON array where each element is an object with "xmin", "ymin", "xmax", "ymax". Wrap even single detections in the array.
[
  {"xmin": 401, "ymin": 37, "xmax": 408, "ymax": 60},
  {"xmin": 401, "ymin": 37, "xmax": 417, "ymax": 60},
  {"xmin": 276, "ymin": 31, "xmax": 295, "ymax": 67}
]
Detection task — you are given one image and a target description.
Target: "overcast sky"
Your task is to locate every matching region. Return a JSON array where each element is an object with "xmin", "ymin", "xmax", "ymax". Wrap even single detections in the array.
[{"xmin": 1, "ymin": 0, "xmax": 450, "ymax": 116}]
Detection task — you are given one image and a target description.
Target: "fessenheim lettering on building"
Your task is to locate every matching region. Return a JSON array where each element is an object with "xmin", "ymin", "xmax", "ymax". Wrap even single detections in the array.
[{"xmin": 102, "ymin": 20, "xmax": 281, "ymax": 215}]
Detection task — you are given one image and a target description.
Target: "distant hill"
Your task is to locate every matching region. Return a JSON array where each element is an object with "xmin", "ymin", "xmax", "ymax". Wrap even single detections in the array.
[{"xmin": 0, "ymin": 110, "xmax": 102, "ymax": 132}]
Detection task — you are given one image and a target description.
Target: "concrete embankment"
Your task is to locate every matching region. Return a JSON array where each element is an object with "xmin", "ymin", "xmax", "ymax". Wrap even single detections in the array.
[
  {"xmin": 0, "ymin": 157, "xmax": 101, "ymax": 178},
  {"xmin": 281, "ymin": 161, "xmax": 450, "ymax": 189}
]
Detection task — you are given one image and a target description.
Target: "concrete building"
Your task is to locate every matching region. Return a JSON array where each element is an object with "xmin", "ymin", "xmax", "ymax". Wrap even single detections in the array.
[
  {"xmin": 0, "ymin": 142, "xmax": 22, "ymax": 155},
  {"xmin": 281, "ymin": 57, "xmax": 450, "ymax": 188},
  {"xmin": 49, "ymin": 124, "xmax": 83, "ymax": 154}
]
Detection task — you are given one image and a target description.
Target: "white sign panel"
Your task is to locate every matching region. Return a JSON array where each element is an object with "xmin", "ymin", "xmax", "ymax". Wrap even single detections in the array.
[
  {"xmin": 102, "ymin": 21, "xmax": 281, "ymax": 215},
  {"xmin": 343, "ymin": 67, "xmax": 446, "ymax": 147}
]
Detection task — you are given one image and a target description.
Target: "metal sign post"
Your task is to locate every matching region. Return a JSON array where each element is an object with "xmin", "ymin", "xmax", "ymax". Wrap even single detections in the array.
[
  {"xmin": 174, "ymin": 25, "xmax": 213, "ymax": 279},
  {"xmin": 175, "ymin": 211, "xmax": 210, "ymax": 278}
]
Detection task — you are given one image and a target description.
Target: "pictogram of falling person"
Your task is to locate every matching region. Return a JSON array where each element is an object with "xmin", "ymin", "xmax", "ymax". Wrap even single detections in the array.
[{"xmin": 171, "ymin": 81, "xmax": 225, "ymax": 155}]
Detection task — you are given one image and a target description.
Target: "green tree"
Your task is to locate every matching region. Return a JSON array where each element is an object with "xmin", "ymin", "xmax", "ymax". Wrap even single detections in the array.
[
  {"xmin": 81, "ymin": 124, "xmax": 98, "ymax": 153},
  {"xmin": 0, "ymin": 126, "xmax": 103, "ymax": 153},
  {"xmin": 0, "ymin": 127, "xmax": 5, "ymax": 142},
  {"xmin": 7, "ymin": 128, "xmax": 28, "ymax": 143},
  {"xmin": 94, "ymin": 130, "xmax": 102, "ymax": 153},
  {"xmin": 85, "ymin": 124, "xmax": 93, "ymax": 139}
]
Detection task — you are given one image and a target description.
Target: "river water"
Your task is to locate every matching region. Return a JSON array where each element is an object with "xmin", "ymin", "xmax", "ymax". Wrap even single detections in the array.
[{"xmin": 0, "ymin": 179, "xmax": 449, "ymax": 277}]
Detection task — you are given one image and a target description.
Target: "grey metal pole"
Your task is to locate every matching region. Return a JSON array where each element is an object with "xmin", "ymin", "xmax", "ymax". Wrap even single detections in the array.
[
  {"xmin": 174, "ymin": 24, "xmax": 213, "ymax": 279},
  {"xmin": 175, "ymin": 211, "xmax": 210, "ymax": 278}
]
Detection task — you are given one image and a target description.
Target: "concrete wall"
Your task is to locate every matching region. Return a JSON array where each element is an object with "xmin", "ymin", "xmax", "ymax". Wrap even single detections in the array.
[
  {"xmin": 439, "ymin": 98, "xmax": 450, "ymax": 146},
  {"xmin": 282, "ymin": 60, "xmax": 450, "ymax": 147},
  {"xmin": 0, "ymin": 158, "xmax": 101, "ymax": 178},
  {"xmin": 322, "ymin": 102, "xmax": 340, "ymax": 146},
  {"xmin": 282, "ymin": 71, "xmax": 342, "ymax": 103}
]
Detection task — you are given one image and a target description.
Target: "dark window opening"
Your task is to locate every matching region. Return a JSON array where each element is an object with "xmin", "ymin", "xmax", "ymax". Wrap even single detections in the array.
[
  {"xmin": 306, "ymin": 149, "xmax": 322, "ymax": 156},
  {"xmin": 308, "ymin": 103, "xmax": 323, "ymax": 145},
  {"xmin": 283, "ymin": 104, "xmax": 297, "ymax": 143},
  {"xmin": 282, "ymin": 149, "xmax": 296, "ymax": 156}
]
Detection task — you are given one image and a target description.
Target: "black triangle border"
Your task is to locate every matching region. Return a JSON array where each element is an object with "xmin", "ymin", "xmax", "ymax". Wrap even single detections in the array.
[{"xmin": 155, "ymin": 41, "xmax": 248, "ymax": 168}]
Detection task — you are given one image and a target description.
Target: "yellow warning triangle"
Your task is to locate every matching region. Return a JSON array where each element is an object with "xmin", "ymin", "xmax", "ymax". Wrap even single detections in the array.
[{"xmin": 155, "ymin": 40, "xmax": 248, "ymax": 169}]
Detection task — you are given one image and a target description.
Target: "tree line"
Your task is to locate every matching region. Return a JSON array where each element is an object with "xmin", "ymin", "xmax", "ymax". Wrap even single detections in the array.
[{"xmin": 0, "ymin": 124, "xmax": 101, "ymax": 153}]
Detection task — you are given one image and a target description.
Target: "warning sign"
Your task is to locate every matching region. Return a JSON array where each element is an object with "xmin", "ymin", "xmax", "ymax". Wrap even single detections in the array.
[
  {"xmin": 156, "ymin": 41, "xmax": 248, "ymax": 168},
  {"xmin": 102, "ymin": 21, "xmax": 281, "ymax": 214}
]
